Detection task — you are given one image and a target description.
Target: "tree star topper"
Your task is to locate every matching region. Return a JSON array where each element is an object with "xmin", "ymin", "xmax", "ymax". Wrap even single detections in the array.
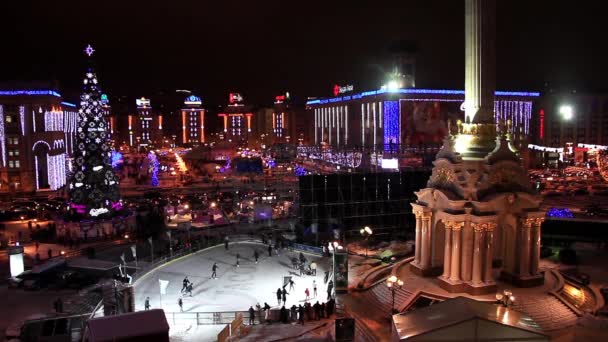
[{"xmin": 84, "ymin": 44, "xmax": 95, "ymax": 57}]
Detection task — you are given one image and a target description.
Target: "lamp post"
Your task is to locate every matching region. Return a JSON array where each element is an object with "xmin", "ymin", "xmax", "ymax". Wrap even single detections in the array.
[
  {"xmin": 360, "ymin": 226, "xmax": 373, "ymax": 258},
  {"xmin": 496, "ymin": 289, "xmax": 515, "ymax": 307},
  {"xmin": 386, "ymin": 275, "xmax": 404, "ymax": 315}
]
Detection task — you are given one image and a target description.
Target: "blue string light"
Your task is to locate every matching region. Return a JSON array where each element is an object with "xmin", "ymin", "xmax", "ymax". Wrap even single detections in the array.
[
  {"xmin": 111, "ymin": 151, "xmax": 123, "ymax": 168},
  {"xmin": 383, "ymin": 101, "xmax": 399, "ymax": 151},
  {"xmin": 147, "ymin": 151, "xmax": 159, "ymax": 187},
  {"xmin": 547, "ymin": 207, "xmax": 574, "ymax": 218},
  {"xmin": 306, "ymin": 88, "xmax": 540, "ymax": 105},
  {"xmin": 61, "ymin": 101, "xmax": 77, "ymax": 108},
  {"xmin": 295, "ymin": 165, "xmax": 307, "ymax": 176},
  {"xmin": 0, "ymin": 90, "xmax": 61, "ymax": 97}
]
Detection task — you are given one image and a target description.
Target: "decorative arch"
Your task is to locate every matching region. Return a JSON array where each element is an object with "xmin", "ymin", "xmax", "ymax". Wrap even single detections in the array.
[{"xmin": 32, "ymin": 140, "xmax": 51, "ymax": 152}]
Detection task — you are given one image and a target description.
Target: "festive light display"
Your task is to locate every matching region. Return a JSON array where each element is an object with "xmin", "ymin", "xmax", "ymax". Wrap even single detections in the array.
[
  {"xmin": 111, "ymin": 151, "xmax": 123, "ymax": 168},
  {"xmin": 19, "ymin": 106, "xmax": 25, "ymax": 135},
  {"xmin": 306, "ymin": 88, "xmax": 539, "ymax": 105},
  {"xmin": 175, "ymin": 152, "xmax": 188, "ymax": 172},
  {"xmin": 547, "ymin": 207, "xmax": 574, "ymax": 218},
  {"xmin": 48, "ymin": 153, "xmax": 67, "ymax": 190},
  {"xmin": 61, "ymin": 101, "xmax": 77, "ymax": 108},
  {"xmin": 44, "ymin": 109, "xmax": 65, "ymax": 132},
  {"xmin": 68, "ymin": 46, "xmax": 121, "ymax": 218},
  {"xmin": 383, "ymin": 101, "xmax": 399, "ymax": 151},
  {"xmin": 294, "ymin": 165, "xmax": 307, "ymax": 176},
  {"xmin": 0, "ymin": 105, "xmax": 5, "ymax": 167},
  {"xmin": 148, "ymin": 151, "xmax": 159, "ymax": 187},
  {"xmin": 597, "ymin": 150, "xmax": 608, "ymax": 182},
  {"xmin": 0, "ymin": 90, "xmax": 61, "ymax": 97}
]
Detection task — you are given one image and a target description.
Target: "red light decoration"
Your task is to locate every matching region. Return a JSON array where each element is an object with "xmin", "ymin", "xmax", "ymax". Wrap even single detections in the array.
[
  {"xmin": 275, "ymin": 95, "xmax": 286, "ymax": 102},
  {"xmin": 333, "ymin": 84, "xmax": 340, "ymax": 97},
  {"xmin": 539, "ymin": 109, "xmax": 545, "ymax": 139}
]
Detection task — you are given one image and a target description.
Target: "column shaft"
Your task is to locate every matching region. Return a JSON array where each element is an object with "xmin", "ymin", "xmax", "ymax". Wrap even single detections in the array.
[
  {"xmin": 530, "ymin": 219, "xmax": 542, "ymax": 275},
  {"xmin": 442, "ymin": 223, "xmax": 452, "ymax": 278},
  {"xmin": 421, "ymin": 217, "xmax": 431, "ymax": 269},
  {"xmin": 519, "ymin": 221, "xmax": 531, "ymax": 277},
  {"xmin": 450, "ymin": 226, "xmax": 462, "ymax": 282},
  {"xmin": 484, "ymin": 225, "xmax": 495, "ymax": 283},
  {"xmin": 472, "ymin": 224, "xmax": 483, "ymax": 285},
  {"xmin": 414, "ymin": 213, "xmax": 422, "ymax": 264}
]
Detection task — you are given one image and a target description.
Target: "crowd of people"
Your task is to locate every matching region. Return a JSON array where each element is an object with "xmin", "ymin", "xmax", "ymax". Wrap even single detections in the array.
[{"xmin": 249, "ymin": 298, "xmax": 336, "ymax": 325}]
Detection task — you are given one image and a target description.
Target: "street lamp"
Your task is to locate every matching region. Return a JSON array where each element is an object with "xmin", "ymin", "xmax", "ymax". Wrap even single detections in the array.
[
  {"xmin": 496, "ymin": 289, "xmax": 515, "ymax": 307},
  {"xmin": 360, "ymin": 226, "xmax": 373, "ymax": 258},
  {"xmin": 386, "ymin": 275, "xmax": 404, "ymax": 315},
  {"xmin": 559, "ymin": 105, "xmax": 574, "ymax": 120}
]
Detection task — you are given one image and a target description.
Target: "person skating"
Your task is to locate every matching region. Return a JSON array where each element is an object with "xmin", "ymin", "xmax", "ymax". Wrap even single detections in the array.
[
  {"xmin": 299, "ymin": 252, "xmax": 305, "ymax": 265},
  {"xmin": 211, "ymin": 262, "xmax": 218, "ymax": 279},
  {"xmin": 310, "ymin": 262, "xmax": 317, "ymax": 276},
  {"xmin": 320, "ymin": 302, "xmax": 326, "ymax": 319},
  {"xmin": 256, "ymin": 303, "xmax": 262, "ymax": 322},
  {"xmin": 289, "ymin": 279, "xmax": 295, "ymax": 291},
  {"xmin": 236, "ymin": 253, "xmax": 240, "ymax": 267},
  {"xmin": 276, "ymin": 288, "xmax": 282, "ymax": 306},
  {"xmin": 263, "ymin": 302, "xmax": 271, "ymax": 321},
  {"xmin": 324, "ymin": 270, "xmax": 329, "ymax": 284},
  {"xmin": 224, "ymin": 236, "xmax": 229, "ymax": 250},
  {"xmin": 268, "ymin": 244, "xmax": 272, "ymax": 257},
  {"xmin": 327, "ymin": 280, "xmax": 333, "ymax": 300},
  {"xmin": 313, "ymin": 280, "xmax": 317, "ymax": 298},
  {"xmin": 305, "ymin": 288, "xmax": 310, "ymax": 301},
  {"xmin": 144, "ymin": 297, "xmax": 150, "ymax": 310},
  {"xmin": 178, "ymin": 297, "xmax": 183, "ymax": 312},
  {"xmin": 248, "ymin": 306, "xmax": 255, "ymax": 325},
  {"xmin": 185, "ymin": 282, "xmax": 193, "ymax": 296},
  {"xmin": 181, "ymin": 276, "xmax": 190, "ymax": 293},
  {"xmin": 254, "ymin": 250, "xmax": 259, "ymax": 264},
  {"xmin": 298, "ymin": 305, "xmax": 305, "ymax": 325},
  {"xmin": 299, "ymin": 263, "xmax": 304, "ymax": 276}
]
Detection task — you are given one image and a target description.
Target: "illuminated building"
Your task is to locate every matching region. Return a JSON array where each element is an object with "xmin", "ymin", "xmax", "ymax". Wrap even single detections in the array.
[
  {"xmin": 180, "ymin": 95, "xmax": 206, "ymax": 146},
  {"xmin": 0, "ymin": 87, "xmax": 78, "ymax": 192},
  {"xmin": 131, "ymin": 97, "xmax": 163, "ymax": 148},
  {"xmin": 218, "ymin": 93, "xmax": 254, "ymax": 143},
  {"xmin": 307, "ymin": 87, "xmax": 539, "ymax": 150}
]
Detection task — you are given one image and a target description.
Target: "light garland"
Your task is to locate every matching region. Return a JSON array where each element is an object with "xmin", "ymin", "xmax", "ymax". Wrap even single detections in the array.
[
  {"xmin": 148, "ymin": 151, "xmax": 159, "ymax": 187},
  {"xmin": 383, "ymin": 101, "xmax": 399, "ymax": 151},
  {"xmin": 175, "ymin": 152, "xmax": 188, "ymax": 172},
  {"xmin": 19, "ymin": 106, "xmax": 25, "ymax": 135},
  {"xmin": 0, "ymin": 105, "xmax": 5, "ymax": 167}
]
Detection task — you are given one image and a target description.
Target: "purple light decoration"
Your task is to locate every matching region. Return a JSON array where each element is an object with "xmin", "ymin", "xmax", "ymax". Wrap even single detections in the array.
[
  {"xmin": 111, "ymin": 202, "xmax": 123, "ymax": 210},
  {"xmin": 267, "ymin": 159, "xmax": 276, "ymax": 168},
  {"xmin": 147, "ymin": 151, "xmax": 159, "ymax": 187},
  {"xmin": 383, "ymin": 101, "xmax": 399, "ymax": 151},
  {"xmin": 547, "ymin": 207, "xmax": 574, "ymax": 218},
  {"xmin": 111, "ymin": 151, "xmax": 123, "ymax": 168},
  {"xmin": 295, "ymin": 165, "xmax": 307, "ymax": 176},
  {"xmin": 84, "ymin": 44, "xmax": 95, "ymax": 57},
  {"xmin": 70, "ymin": 203, "xmax": 87, "ymax": 214}
]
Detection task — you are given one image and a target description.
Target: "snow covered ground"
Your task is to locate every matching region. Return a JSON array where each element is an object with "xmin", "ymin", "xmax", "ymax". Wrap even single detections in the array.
[{"xmin": 134, "ymin": 241, "xmax": 331, "ymax": 314}]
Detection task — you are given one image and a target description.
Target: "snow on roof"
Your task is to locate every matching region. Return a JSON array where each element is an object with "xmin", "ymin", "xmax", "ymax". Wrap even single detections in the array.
[
  {"xmin": 392, "ymin": 297, "xmax": 547, "ymax": 340},
  {"xmin": 86, "ymin": 309, "xmax": 169, "ymax": 341}
]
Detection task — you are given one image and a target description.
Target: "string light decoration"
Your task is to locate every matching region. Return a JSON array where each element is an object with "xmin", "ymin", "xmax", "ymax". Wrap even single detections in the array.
[
  {"xmin": 597, "ymin": 150, "xmax": 608, "ymax": 182},
  {"xmin": 175, "ymin": 152, "xmax": 188, "ymax": 173},
  {"xmin": 19, "ymin": 106, "xmax": 25, "ymax": 135},
  {"xmin": 383, "ymin": 101, "xmax": 400, "ymax": 151},
  {"xmin": 547, "ymin": 207, "xmax": 574, "ymax": 218},
  {"xmin": 68, "ymin": 45, "xmax": 121, "ymax": 218},
  {"xmin": 294, "ymin": 165, "xmax": 307, "ymax": 176},
  {"xmin": 111, "ymin": 150, "xmax": 123, "ymax": 168},
  {"xmin": 147, "ymin": 151, "xmax": 159, "ymax": 187},
  {"xmin": 0, "ymin": 105, "xmax": 5, "ymax": 167}
]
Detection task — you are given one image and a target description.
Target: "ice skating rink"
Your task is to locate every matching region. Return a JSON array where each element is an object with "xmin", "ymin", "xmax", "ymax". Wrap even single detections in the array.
[{"xmin": 134, "ymin": 242, "xmax": 331, "ymax": 313}]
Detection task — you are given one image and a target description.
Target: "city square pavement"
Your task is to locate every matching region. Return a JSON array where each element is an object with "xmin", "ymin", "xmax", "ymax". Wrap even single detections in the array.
[{"xmin": 134, "ymin": 242, "xmax": 331, "ymax": 313}]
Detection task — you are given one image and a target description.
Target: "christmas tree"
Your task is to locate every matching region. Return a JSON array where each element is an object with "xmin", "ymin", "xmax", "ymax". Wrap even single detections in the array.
[{"xmin": 68, "ymin": 45, "xmax": 121, "ymax": 218}]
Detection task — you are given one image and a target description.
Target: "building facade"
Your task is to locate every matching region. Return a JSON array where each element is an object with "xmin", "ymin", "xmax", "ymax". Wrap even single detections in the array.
[
  {"xmin": 180, "ymin": 95, "xmax": 206, "ymax": 146},
  {"xmin": 218, "ymin": 93, "xmax": 254, "ymax": 144},
  {"xmin": 0, "ymin": 89, "xmax": 78, "ymax": 192},
  {"xmin": 307, "ymin": 88, "xmax": 539, "ymax": 151}
]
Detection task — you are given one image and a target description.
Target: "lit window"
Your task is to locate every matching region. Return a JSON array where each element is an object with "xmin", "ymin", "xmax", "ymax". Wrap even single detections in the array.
[
  {"xmin": 5, "ymin": 116, "xmax": 13, "ymax": 123},
  {"xmin": 8, "ymin": 161, "xmax": 14, "ymax": 168},
  {"xmin": 15, "ymin": 160, "xmax": 20, "ymax": 168}
]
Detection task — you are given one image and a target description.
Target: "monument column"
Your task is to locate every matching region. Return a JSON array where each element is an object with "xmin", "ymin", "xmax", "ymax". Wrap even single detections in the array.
[
  {"xmin": 519, "ymin": 219, "xmax": 532, "ymax": 277},
  {"xmin": 442, "ymin": 222, "xmax": 453, "ymax": 279},
  {"xmin": 414, "ymin": 211, "xmax": 422, "ymax": 265},
  {"xmin": 471, "ymin": 223, "xmax": 484, "ymax": 285},
  {"xmin": 484, "ymin": 223, "xmax": 495, "ymax": 283},
  {"xmin": 464, "ymin": 0, "xmax": 496, "ymax": 125},
  {"xmin": 420, "ymin": 214, "xmax": 432, "ymax": 269},
  {"xmin": 449, "ymin": 222, "xmax": 463, "ymax": 282},
  {"xmin": 530, "ymin": 218, "xmax": 543, "ymax": 275}
]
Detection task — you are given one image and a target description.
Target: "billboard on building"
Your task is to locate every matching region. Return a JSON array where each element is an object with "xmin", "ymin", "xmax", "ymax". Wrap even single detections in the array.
[{"xmin": 402, "ymin": 101, "xmax": 458, "ymax": 145}]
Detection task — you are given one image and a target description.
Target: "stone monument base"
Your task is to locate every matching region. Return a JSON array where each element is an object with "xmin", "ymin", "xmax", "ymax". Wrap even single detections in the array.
[
  {"xmin": 410, "ymin": 263, "xmax": 443, "ymax": 277},
  {"xmin": 437, "ymin": 276, "xmax": 497, "ymax": 295},
  {"xmin": 500, "ymin": 270, "xmax": 545, "ymax": 288}
]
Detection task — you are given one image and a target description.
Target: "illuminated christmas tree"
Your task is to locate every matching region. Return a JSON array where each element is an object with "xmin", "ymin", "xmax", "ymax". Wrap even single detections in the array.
[{"xmin": 68, "ymin": 45, "xmax": 121, "ymax": 218}]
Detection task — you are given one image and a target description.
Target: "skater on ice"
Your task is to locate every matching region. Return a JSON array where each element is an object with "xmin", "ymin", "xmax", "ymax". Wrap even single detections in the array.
[
  {"xmin": 289, "ymin": 279, "xmax": 295, "ymax": 291},
  {"xmin": 313, "ymin": 280, "xmax": 317, "ymax": 298},
  {"xmin": 248, "ymin": 306, "xmax": 255, "ymax": 325},
  {"xmin": 254, "ymin": 250, "xmax": 259, "ymax": 264},
  {"xmin": 263, "ymin": 302, "xmax": 271, "ymax": 320},
  {"xmin": 236, "ymin": 253, "xmax": 240, "ymax": 267},
  {"xmin": 178, "ymin": 297, "xmax": 183, "ymax": 312},
  {"xmin": 268, "ymin": 244, "xmax": 272, "ymax": 257},
  {"xmin": 211, "ymin": 262, "xmax": 218, "ymax": 279},
  {"xmin": 282, "ymin": 288, "xmax": 288, "ymax": 305},
  {"xmin": 144, "ymin": 297, "xmax": 150, "ymax": 310},
  {"xmin": 181, "ymin": 276, "xmax": 190, "ymax": 293},
  {"xmin": 305, "ymin": 288, "xmax": 310, "ymax": 301},
  {"xmin": 276, "ymin": 288, "xmax": 282, "ymax": 306}
]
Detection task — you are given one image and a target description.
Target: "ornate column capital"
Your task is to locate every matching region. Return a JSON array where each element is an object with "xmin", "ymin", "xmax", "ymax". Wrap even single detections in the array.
[
  {"xmin": 533, "ymin": 218, "xmax": 545, "ymax": 227},
  {"xmin": 452, "ymin": 222, "xmax": 464, "ymax": 231},
  {"xmin": 486, "ymin": 222, "xmax": 496, "ymax": 232},
  {"xmin": 445, "ymin": 221, "xmax": 453, "ymax": 230},
  {"xmin": 522, "ymin": 218, "xmax": 535, "ymax": 229},
  {"xmin": 472, "ymin": 222, "xmax": 485, "ymax": 233},
  {"xmin": 414, "ymin": 211, "xmax": 423, "ymax": 219}
]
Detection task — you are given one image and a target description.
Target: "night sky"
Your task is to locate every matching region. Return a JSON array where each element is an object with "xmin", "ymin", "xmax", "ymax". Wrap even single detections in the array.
[{"xmin": 1, "ymin": 0, "xmax": 606, "ymax": 105}]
